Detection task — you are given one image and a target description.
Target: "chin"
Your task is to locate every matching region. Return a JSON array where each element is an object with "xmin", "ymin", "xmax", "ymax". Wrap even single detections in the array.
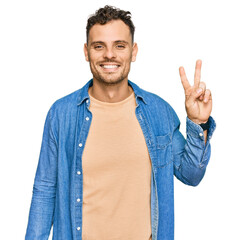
[{"xmin": 95, "ymin": 74, "xmax": 126, "ymax": 86}]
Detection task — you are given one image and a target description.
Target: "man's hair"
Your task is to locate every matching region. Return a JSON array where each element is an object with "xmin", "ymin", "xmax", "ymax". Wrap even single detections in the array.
[{"xmin": 86, "ymin": 5, "xmax": 135, "ymax": 44}]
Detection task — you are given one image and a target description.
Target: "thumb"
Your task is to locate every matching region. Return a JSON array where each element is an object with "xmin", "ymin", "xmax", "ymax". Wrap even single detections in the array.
[{"xmin": 191, "ymin": 87, "xmax": 203, "ymax": 100}]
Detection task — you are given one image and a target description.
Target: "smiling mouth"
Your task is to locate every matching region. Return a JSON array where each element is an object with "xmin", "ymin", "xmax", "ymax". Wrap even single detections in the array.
[{"xmin": 100, "ymin": 64, "xmax": 120, "ymax": 70}]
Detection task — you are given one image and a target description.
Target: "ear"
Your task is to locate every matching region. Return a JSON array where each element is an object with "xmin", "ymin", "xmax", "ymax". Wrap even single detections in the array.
[
  {"xmin": 131, "ymin": 43, "xmax": 138, "ymax": 62},
  {"xmin": 84, "ymin": 43, "xmax": 89, "ymax": 62}
]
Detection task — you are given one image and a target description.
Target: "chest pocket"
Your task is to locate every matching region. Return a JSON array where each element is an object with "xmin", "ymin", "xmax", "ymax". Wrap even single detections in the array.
[{"xmin": 156, "ymin": 134, "xmax": 172, "ymax": 168}]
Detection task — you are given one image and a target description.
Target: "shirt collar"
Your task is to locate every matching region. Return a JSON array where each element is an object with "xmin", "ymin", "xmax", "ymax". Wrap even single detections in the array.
[{"xmin": 77, "ymin": 79, "xmax": 147, "ymax": 106}]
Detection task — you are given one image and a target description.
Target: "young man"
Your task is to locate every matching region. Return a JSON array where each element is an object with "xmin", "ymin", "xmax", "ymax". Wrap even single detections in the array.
[{"xmin": 25, "ymin": 5, "xmax": 216, "ymax": 240}]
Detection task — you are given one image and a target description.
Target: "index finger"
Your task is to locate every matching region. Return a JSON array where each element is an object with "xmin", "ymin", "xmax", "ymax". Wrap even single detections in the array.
[
  {"xmin": 179, "ymin": 66, "xmax": 191, "ymax": 91},
  {"xmin": 194, "ymin": 59, "xmax": 202, "ymax": 87}
]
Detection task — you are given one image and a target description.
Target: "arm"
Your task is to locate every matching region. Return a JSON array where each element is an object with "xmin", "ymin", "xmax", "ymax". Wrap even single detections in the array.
[
  {"xmin": 172, "ymin": 110, "xmax": 216, "ymax": 186},
  {"xmin": 172, "ymin": 59, "xmax": 216, "ymax": 186},
  {"xmin": 25, "ymin": 107, "xmax": 58, "ymax": 240}
]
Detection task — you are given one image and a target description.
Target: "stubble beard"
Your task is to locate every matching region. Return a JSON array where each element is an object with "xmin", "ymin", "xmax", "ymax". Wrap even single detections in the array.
[
  {"xmin": 89, "ymin": 57, "xmax": 132, "ymax": 86},
  {"xmin": 90, "ymin": 68, "xmax": 127, "ymax": 86}
]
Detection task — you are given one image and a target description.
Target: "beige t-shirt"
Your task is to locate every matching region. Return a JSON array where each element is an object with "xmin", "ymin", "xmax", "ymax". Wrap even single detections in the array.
[{"xmin": 82, "ymin": 86, "xmax": 152, "ymax": 240}]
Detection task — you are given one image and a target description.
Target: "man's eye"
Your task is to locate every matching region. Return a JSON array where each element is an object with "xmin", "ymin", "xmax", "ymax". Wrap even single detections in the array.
[
  {"xmin": 94, "ymin": 45, "xmax": 103, "ymax": 49},
  {"xmin": 116, "ymin": 45, "xmax": 125, "ymax": 49}
]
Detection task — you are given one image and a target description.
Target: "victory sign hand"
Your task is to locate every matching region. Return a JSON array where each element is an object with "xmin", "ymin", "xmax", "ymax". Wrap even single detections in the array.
[{"xmin": 179, "ymin": 60, "xmax": 212, "ymax": 124}]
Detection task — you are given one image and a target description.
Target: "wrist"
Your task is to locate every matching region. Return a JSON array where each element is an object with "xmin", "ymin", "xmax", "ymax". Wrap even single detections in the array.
[
  {"xmin": 199, "ymin": 119, "xmax": 210, "ymax": 131},
  {"xmin": 188, "ymin": 116, "xmax": 209, "ymax": 125}
]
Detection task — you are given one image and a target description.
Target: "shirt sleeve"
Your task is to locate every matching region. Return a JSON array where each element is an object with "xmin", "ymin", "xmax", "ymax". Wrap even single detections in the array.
[
  {"xmin": 169, "ymin": 105, "xmax": 216, "ymax": 186},
  {"xmin": 25, "ymin": 106, "xmax": 58, "ymax": 239}
]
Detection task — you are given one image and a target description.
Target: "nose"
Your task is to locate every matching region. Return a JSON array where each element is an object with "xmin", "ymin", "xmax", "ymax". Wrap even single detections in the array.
[{"xmin": 103, "ymin": 47, "xmax": 116, "ymax": 59}]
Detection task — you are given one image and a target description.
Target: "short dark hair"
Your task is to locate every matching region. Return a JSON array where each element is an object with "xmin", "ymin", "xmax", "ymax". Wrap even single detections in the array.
[{"xmin": 86, "ymin": 5, "xmax": 135, "ymax": 44}]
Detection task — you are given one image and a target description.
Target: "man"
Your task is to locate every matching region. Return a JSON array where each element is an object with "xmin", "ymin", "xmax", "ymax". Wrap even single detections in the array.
[{"xmin": 25, "ymin": 5, "xmax": 216, "ymax": 240}]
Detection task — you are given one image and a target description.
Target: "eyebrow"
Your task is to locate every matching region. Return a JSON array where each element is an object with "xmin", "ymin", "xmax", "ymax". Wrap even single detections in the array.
[
  {"xmin": 115, "ymin": 40, "xmax": 129, "ymax": 44},
  {"xmin": 90, "ymin": 40, "xmax": 129, "ymax": 46},
  {"xmin": 90, "ymin": 41, "xmax": 104, "ymax": 46}
]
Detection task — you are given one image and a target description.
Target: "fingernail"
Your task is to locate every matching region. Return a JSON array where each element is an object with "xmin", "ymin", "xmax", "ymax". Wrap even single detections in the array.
[{"xmin": 197, "ymin": 88, "xmax": 202, "ymax": 94}]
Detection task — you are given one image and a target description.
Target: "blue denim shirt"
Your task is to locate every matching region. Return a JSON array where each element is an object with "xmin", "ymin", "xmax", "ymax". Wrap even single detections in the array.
[{"xmin": 25, "ymin": 79, "xmax": 216, "ymax": 240}]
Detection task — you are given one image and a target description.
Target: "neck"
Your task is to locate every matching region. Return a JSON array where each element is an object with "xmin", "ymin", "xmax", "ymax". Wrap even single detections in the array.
[{"xmin": 89, "ymin": 79, "xmax": 133, "ymax": 103}]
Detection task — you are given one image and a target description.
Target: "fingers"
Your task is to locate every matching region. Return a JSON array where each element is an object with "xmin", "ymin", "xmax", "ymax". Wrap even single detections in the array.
[
  {"xmin": 198, "ymin": 81, "xmax": 206, "ymax": 101},
  {"xmin": 191, "ymin": 85, "xmax": 211, "ymax": 103},
  {"xmin": 194, "ymin": 59, "xmax": 202, "ymax": 87},
  {"xmin": 203, "ymin": 89, "xmax": 212, "ymax": 103},
  {"xmin": 180, "ymin": 59, "xmax": 202, "ymax": 91},
  {"xmin": 179, "ymin": 66, "xmax": 191, "ymax": 91},
  {"xmin": 189, "ymin": 81, "xmax": 206, "ymax": 100}
]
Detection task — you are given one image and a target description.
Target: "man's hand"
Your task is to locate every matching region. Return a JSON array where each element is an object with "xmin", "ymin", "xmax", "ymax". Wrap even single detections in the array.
[{"xmin": 179, "ymin": 59, "xmax": 212, "ymax": 124}]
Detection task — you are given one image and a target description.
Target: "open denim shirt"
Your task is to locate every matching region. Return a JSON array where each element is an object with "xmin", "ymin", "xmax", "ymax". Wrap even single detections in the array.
[{"xmin": 25, "ymin": 79, "xmax": 216, "ymax": 240}]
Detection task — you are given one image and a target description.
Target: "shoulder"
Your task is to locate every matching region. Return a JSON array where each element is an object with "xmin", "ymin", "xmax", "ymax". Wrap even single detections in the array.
[
  {"xmin": 53, "ymin": 89, "xmax": 80, "ymax": 107},
  {"xmin": 135, "ymin": 83, "xmax": 180, "ymax": 127},
  {"xmin": 137, "ymin": 84, "xmax": 173, "ymax": 110},
  {"xmin": 47, "ymin": 88, "xmax": 81, "ymax": 119}
]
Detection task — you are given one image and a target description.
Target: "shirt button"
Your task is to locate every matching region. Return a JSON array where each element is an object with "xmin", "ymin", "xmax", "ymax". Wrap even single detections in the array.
[
  {"xmin": 77, "ymin": 227, "xmax": 80, "ymax": 231},
  {"xmin": 86, "ymin": 99, "xmax": 89, "ymax": 103},
  {"xmin": 77, "ymin": 171, "xmax": 81, "ymax": 175},
  {"xmin": 199, "ymin": 133, "xmax": 203, "ymax": 137},
  {"xmin": 79, "ymin": 143, "xmax": 82, "ymax": 147},
  {"xmin": 77, "ymin": 198, "xmax": 81, "ymax": 202},
  {"xmin": 85, "ymin": 117, "xmax": 89, "ymax": 121}
]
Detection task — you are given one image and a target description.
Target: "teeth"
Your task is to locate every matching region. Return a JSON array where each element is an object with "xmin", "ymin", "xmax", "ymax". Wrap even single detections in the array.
[{"xmin": 102, "ymin": 65, "xmax": 118, "ymax": 69}]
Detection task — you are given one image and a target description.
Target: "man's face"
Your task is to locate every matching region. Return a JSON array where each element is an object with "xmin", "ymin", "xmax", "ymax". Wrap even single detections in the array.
[{"xmin": 84, "ymin": 20, "xmax": 138, "ymax": 86}]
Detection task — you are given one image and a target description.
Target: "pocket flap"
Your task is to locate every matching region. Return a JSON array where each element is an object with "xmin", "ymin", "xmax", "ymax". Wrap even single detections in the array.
[{"xmin": 156, "ymin": 134, "xmax": 171, "ymax": 149}]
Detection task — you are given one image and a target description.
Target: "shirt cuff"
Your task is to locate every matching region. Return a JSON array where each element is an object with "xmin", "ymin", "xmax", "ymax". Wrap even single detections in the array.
[{"xmin": 186, "ymin": 116, "xmax": 216, "ymax": 141}]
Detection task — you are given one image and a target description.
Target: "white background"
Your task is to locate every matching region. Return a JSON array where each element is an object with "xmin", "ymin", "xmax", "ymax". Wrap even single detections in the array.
[{"xmin": 0, "ymin": 0, "xmax": 240, "ymax": 239}]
